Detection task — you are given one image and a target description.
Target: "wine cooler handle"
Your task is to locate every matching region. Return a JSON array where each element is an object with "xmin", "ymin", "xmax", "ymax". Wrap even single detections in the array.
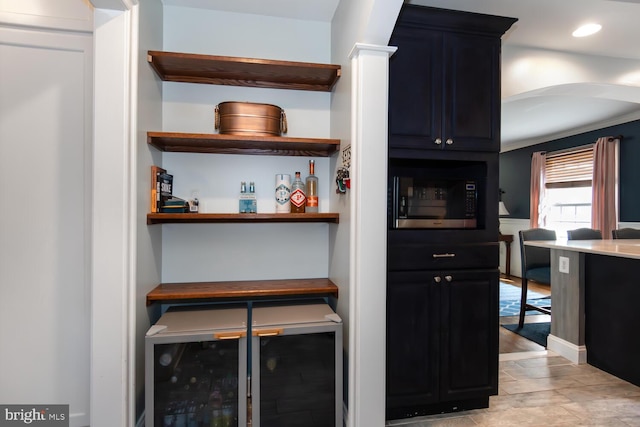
[
  {"xmin": 432, "ymin": 253, "xmax": 456, "ymax": 258},
  {"xmin": 214, "ymin": 331, "xmax": 246, "ymax": 340},
  {"xmin": 253, "ymin": 328, "xmax": 284, "ymax": 337}
]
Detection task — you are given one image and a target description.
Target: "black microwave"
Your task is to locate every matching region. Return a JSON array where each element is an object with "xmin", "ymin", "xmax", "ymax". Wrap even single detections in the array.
[{"xmin": 391, "ymin": 176, "xmax": 478, "ymax": 229}]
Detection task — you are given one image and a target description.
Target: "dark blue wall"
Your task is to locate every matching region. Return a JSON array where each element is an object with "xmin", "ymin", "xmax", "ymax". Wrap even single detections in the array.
[{"xmin": 499, "ymin": 119, "xmax": 640, "ymax": 221}]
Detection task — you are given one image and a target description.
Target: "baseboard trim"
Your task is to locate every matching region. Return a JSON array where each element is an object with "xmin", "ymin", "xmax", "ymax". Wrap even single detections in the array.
[{"xmin": 547, "ymin": 334, "xmax": 587, "ymax": 364}]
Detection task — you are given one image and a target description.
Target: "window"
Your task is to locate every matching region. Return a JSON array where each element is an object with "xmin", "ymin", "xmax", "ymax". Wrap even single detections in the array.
[{"xmin": 544, "ymin": 146, "xmax": 594, "ymax": 238}]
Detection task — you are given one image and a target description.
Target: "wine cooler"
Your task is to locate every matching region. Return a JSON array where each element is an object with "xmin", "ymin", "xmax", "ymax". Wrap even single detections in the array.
[
  {"xmin": 145, "ymin": 305, "xmax": 249, "ymax": 427},
  {"xmin": 145, "ymin": 301, "xmax": 342, "ymax": 427},
  {"xmin": 251, "ymin": 301, "xmax": 343, "ymax": 427}
]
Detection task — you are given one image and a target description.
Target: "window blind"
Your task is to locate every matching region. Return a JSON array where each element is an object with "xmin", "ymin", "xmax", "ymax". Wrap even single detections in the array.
[{"xmin": 545, "ymin": 145, "xmax": 594, "ymax": 188}]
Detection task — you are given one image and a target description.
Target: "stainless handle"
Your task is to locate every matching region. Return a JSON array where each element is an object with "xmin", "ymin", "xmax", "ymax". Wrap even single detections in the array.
[
  {"xmin": 432, "ymin": 253, "xmax": 456, "ymax": 258},
  {"xmin": 444, "ymin": 275, "xmax": 453, "ymax": 282},
  {"xmin": 445, "ymin": 138, "xmax": 454, "ymax": 145},
  {"xmin": 434, "ymin": 138, "xmax": 442, "ymax": 145},
  {"xmin": 434, "ymin": 276, "xmax": 442, "ymax": 283}
]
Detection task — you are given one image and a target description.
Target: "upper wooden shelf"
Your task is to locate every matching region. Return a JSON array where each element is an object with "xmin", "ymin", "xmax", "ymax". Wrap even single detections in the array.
[
  {"xmin": 146, "ymin": 278, "xmax": 339, "ymax": 305},
  {"xmin": 148, "ymin": 132, "xmax": 340, "ymax": 157},
  {"xmin": 147, "ymin": 51, "xmax": 341, "ymax": 92},
  {"xmin": 147, "ymin": 212, "xmax": 339, "ymax": 225}
]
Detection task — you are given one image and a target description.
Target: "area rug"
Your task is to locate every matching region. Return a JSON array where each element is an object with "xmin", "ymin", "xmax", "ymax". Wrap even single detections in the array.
[
  {"xmin": 499, "ymin": 281, "xmax": 551, "ymax": 317},
  {"xmin": 502, "ymin": 322, "xmax": 550, "ymax": 347}
]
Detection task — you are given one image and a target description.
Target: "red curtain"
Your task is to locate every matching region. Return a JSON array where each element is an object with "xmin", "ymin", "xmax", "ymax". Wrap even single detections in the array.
[
  {"xmin": 530, "ymin": 151, "xmax": 546, "ymax": 228},
  {"xmin": 592, "ymin": 137, "xmax": 619, "ymax": 238}
]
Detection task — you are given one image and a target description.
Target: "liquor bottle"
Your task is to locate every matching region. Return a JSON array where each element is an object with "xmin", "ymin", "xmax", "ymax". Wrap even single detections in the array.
[
  {"xmin": 290, "ymin": 172, "xmax": 306, "ymax": 213},
  {"xmin": 305, "ymin": 160, "xmax": 318, "ymax": 213},
  {"xmin": 275, "ymin": 174, "xmax": 291, "ymax": 213}
]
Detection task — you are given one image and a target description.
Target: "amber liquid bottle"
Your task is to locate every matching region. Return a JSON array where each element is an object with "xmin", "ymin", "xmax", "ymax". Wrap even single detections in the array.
[
  {"xmin": 290, "ymin": 171, "xmax": 306, "ymax": 213},
  {"xmin": 305, "ymin": 160, "xmax": 318, "ymax": 213}
]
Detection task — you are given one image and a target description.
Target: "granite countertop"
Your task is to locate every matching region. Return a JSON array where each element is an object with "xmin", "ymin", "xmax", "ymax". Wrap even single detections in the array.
[{"xmin": 525, "ymin": 239, "xmax": 640, "ymax": 260}]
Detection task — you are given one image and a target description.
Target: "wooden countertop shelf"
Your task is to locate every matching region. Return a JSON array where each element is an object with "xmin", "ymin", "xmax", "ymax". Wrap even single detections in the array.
[
  {"xmin": 146, "ymin": 278, "xmax": 339, "ymax": 305},
  {"xmin": 147, "ymin": 51, "xmax": 341, "ymax": 92},
  {"xmin": 148, "ymin": 132, "xmax": 340, "ymax": 157},
  {"xmin": 147, "ymin": 212, "xmax": 339, "ymax": 225}
]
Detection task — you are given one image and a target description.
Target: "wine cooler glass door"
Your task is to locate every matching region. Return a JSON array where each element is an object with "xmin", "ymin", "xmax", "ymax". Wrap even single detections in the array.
[
  {"xmin": 152, "ymin": 339, "xmax": 246, "ymax": 427},
  {"xmin": 250, "ymin": 302, "xmax": 343, "ymax": 427},
  {"xmin": 255, "ymin": 331, "xmax": 336, "ymax": 427}
]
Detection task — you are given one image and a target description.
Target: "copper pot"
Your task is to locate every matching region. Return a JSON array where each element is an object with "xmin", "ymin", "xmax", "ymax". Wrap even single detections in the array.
[{"xmin": 215, "ymin": 101, "xmax": 287, "ymax": 136}]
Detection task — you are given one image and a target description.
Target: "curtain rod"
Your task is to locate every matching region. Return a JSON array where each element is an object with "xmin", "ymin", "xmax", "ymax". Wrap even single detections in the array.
[{"xmin": 530, "ymin": 135, "xmax": 623, "ymax": 157}]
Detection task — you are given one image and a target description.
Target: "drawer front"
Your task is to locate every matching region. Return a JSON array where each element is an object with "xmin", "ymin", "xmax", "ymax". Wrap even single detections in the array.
[{"xmin": 387, "ymin": 242, "xmax": 498, "ymax": 271}]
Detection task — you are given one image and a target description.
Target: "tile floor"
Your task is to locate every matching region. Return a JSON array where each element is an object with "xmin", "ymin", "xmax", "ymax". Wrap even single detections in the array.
[{"xmin": 386, "ymin": 351, "xmax": 640, "ymax": 426}]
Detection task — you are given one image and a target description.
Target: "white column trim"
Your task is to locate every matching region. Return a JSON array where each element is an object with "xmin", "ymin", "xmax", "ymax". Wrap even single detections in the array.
[
  {"xmin": 349, "ymin": 42, "xmax": 397, "ymax": 58},
  {"xmin": 91, "ymin": 2, "xmax": 138, "ymax": 426},
  {"xmin": 347, "ymin": 42, "xmax": 396, "ymax": 427}
]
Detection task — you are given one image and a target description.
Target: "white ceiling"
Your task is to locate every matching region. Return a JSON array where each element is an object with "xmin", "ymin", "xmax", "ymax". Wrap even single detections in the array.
[{"xmin": 162, "ymin": 0, "xmax": 640, "ymax": 150}]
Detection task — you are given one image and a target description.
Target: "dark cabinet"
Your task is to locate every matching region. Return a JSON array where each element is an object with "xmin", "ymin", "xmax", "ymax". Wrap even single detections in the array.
[
  {"xmin": 386, "ymin": 269, "xmax": 498, "ymax": 419},
  {"xmin": 388, "ymin": 6, "xmax": 516, "ymax": 153},
  {"xmin": 385, "ymin": 5, "xmax": 515, "ymax": 421}
]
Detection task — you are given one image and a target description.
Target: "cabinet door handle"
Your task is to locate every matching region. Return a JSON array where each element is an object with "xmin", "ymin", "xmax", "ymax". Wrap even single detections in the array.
[
  {"xmin": 444, "ymin": 275, "xmax": 453, "ymax": 282},
  {"xmin": 434, "ymin": 138, "xmax": 442, "ymax": 145},
  {"xmin": 432, "ymin": 253, "xmax": 455, "ymax": 258},
  {"xmin": 445, "ymin": 138, "xmax": 454, "ymax": 145},
  {"xmin": 433, "ymin": 276, "xmax": 442, "ymax": 283}
]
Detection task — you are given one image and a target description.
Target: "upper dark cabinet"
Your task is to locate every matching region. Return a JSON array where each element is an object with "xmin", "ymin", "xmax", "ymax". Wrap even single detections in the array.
[{"xmin": 388, "ymin": 6, "xmax": 517, "ymax": 153}]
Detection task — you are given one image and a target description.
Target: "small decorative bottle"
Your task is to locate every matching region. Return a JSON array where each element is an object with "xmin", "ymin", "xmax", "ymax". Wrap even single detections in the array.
[
  {"xmin": 290, "ymin": 172, "xmax": 306, "ymax": 213},
  {"xmin": 238, "ymin": 181, "xmax": 247, "ymax": 213},
  {"xmin": 305, "ymin": 160, "xmax": 318, "ymax": 213},
  {"xmin": 239, "ymin": 181, "xmax": 257, "ymax": 213},
  {"xmin": 247, "ymin": 181, "xmax": 257, "ymax": 213}
]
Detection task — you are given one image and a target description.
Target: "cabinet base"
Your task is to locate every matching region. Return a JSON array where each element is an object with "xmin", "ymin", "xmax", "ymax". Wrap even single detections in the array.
[{"xmin": 386, "ymin": 397, "xmax": 489, "ymax": 421}]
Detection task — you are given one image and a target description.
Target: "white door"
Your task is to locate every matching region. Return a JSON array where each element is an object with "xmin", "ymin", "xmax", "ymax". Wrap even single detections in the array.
[{"xmin": 0, "ymin": 21, "xmax": 92, "ymax": 427}]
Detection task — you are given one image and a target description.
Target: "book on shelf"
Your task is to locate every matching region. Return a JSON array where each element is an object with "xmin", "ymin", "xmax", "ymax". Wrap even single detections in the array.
[
  {"xmin": 150, "ymin": 166, "xmax": 166, "ymax": 213},
  {"xmin": 160, "ymin": 196, "xmax": 189, "ymax": 213},
  {"xmin": 159, "ymin": 172, "xmax": 173, "ymax": 212}
]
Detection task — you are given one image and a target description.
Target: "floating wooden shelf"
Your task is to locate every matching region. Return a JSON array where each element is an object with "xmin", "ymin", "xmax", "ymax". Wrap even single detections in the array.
[
  {"xmin": 147, "ymin": 132, "xmax": 340, "ymax": 157},
  {"xmin": 147, "ymin": 212, "xmax": 339, "ymax": 225},
  {"xmin": 146, "ymin": 278, "xmax": 339, "ymax": 305},
  {"xmin": 147, "ymin": 51, "xmax": 341, "ymax": 92}
]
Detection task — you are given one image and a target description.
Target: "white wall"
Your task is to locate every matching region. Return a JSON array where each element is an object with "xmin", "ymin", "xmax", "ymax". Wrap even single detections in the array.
[
  {"xmin": 502, "ymin": 45, "xmax": 640, "ymax": 99},
  {"xmin": 0, "ymin": 2, "xmax": 92, "ymax": 425}
]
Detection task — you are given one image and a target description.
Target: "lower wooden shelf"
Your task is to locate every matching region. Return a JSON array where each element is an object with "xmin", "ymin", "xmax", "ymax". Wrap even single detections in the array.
[
  {"xmin": 146, "ymin": 278, "xmax": 339, "ymax": 305},
  {"xmin": 147, "ymin": 212, "xmax": 339, "ymax": 224}
]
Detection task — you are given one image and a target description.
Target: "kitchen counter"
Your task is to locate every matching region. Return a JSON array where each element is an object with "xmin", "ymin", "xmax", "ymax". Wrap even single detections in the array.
[
  {"xmin": 525, "ymin": 238, "xmax": 640, "ymax": 259},
  {"xmin": 524, "ymin": 239, "xmax": 640, "ymax": 387}
]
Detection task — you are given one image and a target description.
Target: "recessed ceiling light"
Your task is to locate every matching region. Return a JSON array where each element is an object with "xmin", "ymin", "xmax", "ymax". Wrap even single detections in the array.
[{"xmin": 572, "ymin": 23, "xmax": 602, "ymax": 37}]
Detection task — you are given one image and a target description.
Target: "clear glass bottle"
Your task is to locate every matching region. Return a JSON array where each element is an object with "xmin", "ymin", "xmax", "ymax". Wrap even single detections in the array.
[
  {"xmin": 239, "ymin": 181, "xmax": 247, "ymax": 213},
  {"xmin": 305, "ymin": 160, "xmax": 318, "ymax": 213},
  {"xmin": 290, "ymin": 172, "xmax": 306, "ymax": 213}
]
